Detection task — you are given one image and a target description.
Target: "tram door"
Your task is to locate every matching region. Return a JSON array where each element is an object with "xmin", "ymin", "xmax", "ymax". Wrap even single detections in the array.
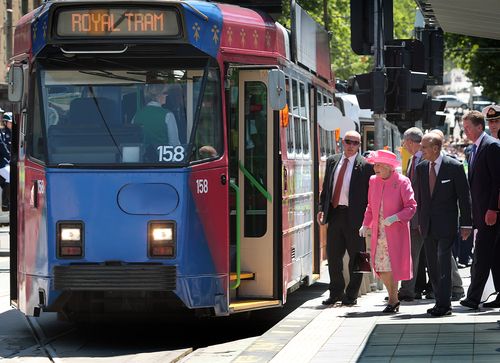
[{"xmin": 229, "ymin": 69, "xmax": 278, "ymax": 302}]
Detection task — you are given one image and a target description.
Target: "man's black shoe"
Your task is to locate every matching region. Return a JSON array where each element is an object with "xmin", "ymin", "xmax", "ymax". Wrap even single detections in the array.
[
  {"xmin": 414, "ymin": 292, "xmax": 422, "ymax": 299},
  {"xmin": 429, "ymin": 306, "xmax": 452, "ymax": 317},
  {"xmin": 322, "ymin": 296, "xmax": 343, "ymax": 305},
  {"xmin": 460, "ymin": 299, "xmax": 479, "ymax": 310},
  {"xmin": 341, "ymin": 297, "xmax": 357, "ymax": 306},
  {"xmin": 451, "ymin": 292, "xmax": 465, "ymax": 301},
  {"xmin": 427, "ymin": 305, "xmax": 437, "ymax": 314},
  {"xmin": 483, "ymin": 295, "xmax": 500, "ymax": 308}
]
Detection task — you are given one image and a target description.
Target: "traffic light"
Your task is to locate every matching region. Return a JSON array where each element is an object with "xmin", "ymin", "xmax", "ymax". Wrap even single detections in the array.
[
  {"xmin": 415, "ymin": 27, "xmax": 444, "ymax": 85},
  {"xmin": 351, "ymin": 70, "xmax": 386, "ymax": 113},
  {"xmin": 386, "ymin": 68, "xmax": 427, "ymax": 114},
  {"xmin": 385, "ymin": 39, "xmax": 425, "ymax": 72},
  {"xmin": 350, "ymin": 0, "xmax": 393, "ymax": 55},
  {"xmin": 422, "ymin": 97, "xmax": 447, "ymax": 129}
]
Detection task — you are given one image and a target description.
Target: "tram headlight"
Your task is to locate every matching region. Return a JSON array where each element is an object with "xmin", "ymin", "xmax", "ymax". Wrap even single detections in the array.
[
  {"xmin": 61, "ymin": 228, "xmax": 81, "ymax": 241},
  {"xmin": 57, "ymin": 222, "xmax": 84, "ymax": 258},
  {"xmin": 148, "ymin": 221, "xmax": 176, "ymax": 258}
]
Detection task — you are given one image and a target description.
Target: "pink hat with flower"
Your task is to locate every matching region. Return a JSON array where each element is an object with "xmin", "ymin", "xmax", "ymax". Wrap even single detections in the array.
[{"xmin": 366, "ymin": 149, "xmax": 400, "ymax": 168}]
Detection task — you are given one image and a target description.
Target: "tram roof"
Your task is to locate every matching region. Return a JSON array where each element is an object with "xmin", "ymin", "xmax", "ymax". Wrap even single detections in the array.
[
  {"xmin": 217, "ymin": 3, "xmax": 288, "ymax": 63},
  {"xmin": 14, "ymin": 1, "xmax": 288, "ymax": 62},
  {"xmin": 415, "ymin": 0, "xmax": 500, "ymax": 40}
]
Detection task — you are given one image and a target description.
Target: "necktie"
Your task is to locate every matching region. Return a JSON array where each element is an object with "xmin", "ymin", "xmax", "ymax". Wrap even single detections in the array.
[
  {"xmin": 332, "ymin": 158, "xmax": 349, "ymax": 208},
  {"xmin": 469, "ymin": 144, "xmax": 477, "ymax": 169},
  {"xmin": 429, "ymin": 161, "xmax": 437, "ymax": 196}
]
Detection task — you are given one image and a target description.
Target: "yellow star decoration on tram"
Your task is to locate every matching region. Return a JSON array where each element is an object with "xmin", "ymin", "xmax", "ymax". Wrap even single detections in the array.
[
  {"xmin": 253, "ymin": 30, "xmax": 259, "ymax": 47},
  {"xmin": 227, "ymin": 27, "xmax": 233, "ymax": 46},
  {"xmin": 240, "ymin": 28, "xmax": 246, "ymax": 47},
  {"xmin": 212, "ymin": 25, "xmax": 220, "ymax": 44},
  {"xmin": 192, "ymin": 22, "xmax": 201, "ymax": 42},
  {"xmin": 265, "ymin": 32, "xmax": 271, "ymax": 49}
]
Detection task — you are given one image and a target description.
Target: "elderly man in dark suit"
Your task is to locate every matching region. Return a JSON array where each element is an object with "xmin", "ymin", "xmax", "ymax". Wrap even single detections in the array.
[
  {"xmin": 317, "ymin": 130, "xmax": 374, "ymax": 306},
  {"xmin": 398, "ymin": 127, "xmax": 425, "ymax": 301},
  {"xmin": 460, "ymin": 110, "xmax": 500, "ymax": 310},
  {"xmin": 416, "ymin": 132, "xmax": 472, "ymax": 316}
]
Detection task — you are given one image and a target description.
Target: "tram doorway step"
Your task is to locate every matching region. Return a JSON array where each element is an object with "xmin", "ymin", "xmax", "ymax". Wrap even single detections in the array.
[
  {"xmin": 229, "ymin": 299, "xmax": 281, "ymax": 313},
  {"xmin": 229, "ymin": 271, "xmax": 255, "ymax": 282}
]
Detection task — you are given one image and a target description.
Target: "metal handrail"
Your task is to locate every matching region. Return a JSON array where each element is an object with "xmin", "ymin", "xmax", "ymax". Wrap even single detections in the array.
[
  {"xmin": 229, "ymin": 180, "xmax": 241, "ymax": 289},
  {"xmin": 238, "ymin": 161, "xmax": 272, "ymax": 202}
]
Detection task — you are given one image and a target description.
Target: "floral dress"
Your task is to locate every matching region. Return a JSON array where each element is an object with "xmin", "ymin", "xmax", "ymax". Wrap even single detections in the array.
[{"xmin": 375, "ymin": 200, "xmax": 392, "ymax": 272}]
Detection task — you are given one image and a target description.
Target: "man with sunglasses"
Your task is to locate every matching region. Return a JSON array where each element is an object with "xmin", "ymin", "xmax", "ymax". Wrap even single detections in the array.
[{"xmin": 318, "ymin": 130, "xmax": 374, "ymax": 306}]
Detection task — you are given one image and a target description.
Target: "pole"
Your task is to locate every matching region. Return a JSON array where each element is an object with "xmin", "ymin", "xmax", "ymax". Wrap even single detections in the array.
[
  {"xmin": 373, "ymin": 0, "xmax": 385, "ymax": 150},
  {"xmin": 6, "ymin": 0, "xmax": 13, "ymax": 61}
]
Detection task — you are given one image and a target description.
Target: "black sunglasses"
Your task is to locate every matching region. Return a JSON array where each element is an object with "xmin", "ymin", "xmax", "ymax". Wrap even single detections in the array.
[{"xmin": 344, "ymin": 139, "xmax": 360, "ymax": 146}]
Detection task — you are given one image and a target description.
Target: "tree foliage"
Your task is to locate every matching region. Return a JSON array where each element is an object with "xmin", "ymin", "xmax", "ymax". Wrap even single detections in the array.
[
  {"xmin": 445, "ymin": 34, "xmax": 500, "ymax": 102},
  {"xmin": 279, "ymin": 0, "xmax": 417, "ymax": 81}
]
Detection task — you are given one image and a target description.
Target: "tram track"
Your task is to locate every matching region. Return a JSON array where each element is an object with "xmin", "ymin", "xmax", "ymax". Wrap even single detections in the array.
[{"xmin": 18, "ymin": 316, "xmax": 74, "ymax": 362}]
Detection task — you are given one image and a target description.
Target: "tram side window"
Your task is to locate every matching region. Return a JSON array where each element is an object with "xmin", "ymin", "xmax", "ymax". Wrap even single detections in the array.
[
  {"xmin": 319, "ymin": 128, "xmax": 326, "ymax": 156},
  {"xmin": 31, "ymin": 84, "xmax": 46, "ymax": 162},
  {"xmin": 244, "ymin": 82, "xmax": 268, "ymax": 238},
  {"xmin": 299, "ymin": 82, "xmax": 310, "ymax": 156},
  {"xmin": 285, "ymin": 77, "xmax": 294, "ymax": 155},
  {"xmin": 291, "ymin": 80, "xmax": 302, "ymax": 155},
  {"xmin": 191, "ymin": 73, "xmax": 222, "ymax": 161},
  {"xmin": 317, "ymin": 92, "xmax": 325, "ymax": 157},
  {"xmin": 326, "ymin": 130, "xmax": 332, "ymax": 156}
]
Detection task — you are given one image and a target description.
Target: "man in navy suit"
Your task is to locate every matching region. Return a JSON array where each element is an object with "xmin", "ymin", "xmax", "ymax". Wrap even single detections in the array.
[
  {"xmin": 416, "ymin": 132, "xmax": 472, "ymax": 316},
  {"xmin": 317, "ymin": 130, "xmax": 374, "ymax": 306},
  {"xmin": 481, "ymin": 105, "xmax": 500, "ymax": 307},
  {"xmin": 460, "ymin": 110, "xmax": 500, "ymax": 310}
]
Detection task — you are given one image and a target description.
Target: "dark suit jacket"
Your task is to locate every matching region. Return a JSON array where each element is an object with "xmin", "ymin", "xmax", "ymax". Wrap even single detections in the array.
[
  {"xmin": 416, "ymin": 155, "xmax": 472, "ymax": 239},
  {"xmin": 467, "ymin": 134, "xmax": 500, "ymax": 228},
  {"xmin": 406, "ymin": 153, "xmax": 422, "ymax": 229},
  {"xmin": 318, "ymin": 153, "xmax": 374, "ymax": 229}
]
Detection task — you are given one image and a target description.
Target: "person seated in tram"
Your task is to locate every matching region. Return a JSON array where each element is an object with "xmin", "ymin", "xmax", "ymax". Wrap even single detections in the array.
[
  {"xmin": 132, "ymin": 83, "xmax": 180, "ymax": 161},
  {"xmin": 0, "ymin": 112, "xmax": 12, "ymax": 211}
]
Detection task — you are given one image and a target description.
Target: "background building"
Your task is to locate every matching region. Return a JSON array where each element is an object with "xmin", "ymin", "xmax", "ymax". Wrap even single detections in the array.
[{"xmin": 1, "ymin": 1, "xmax": 42, "ymax": 111}]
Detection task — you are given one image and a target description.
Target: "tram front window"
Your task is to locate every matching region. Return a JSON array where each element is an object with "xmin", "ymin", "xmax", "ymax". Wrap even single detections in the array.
[{"xmin": 35, "ymin": 65, "xmax": 222, "ymax": 165}]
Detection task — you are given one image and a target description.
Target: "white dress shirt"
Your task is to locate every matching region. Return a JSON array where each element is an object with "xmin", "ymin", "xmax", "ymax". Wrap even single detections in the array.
[
  {"xmin": 430, "ymin": 153, "xmax": 443, "ymax": 176},
  {"xmin": 332, "ymin": 153, "xmax": 357, "ymax": 206}
]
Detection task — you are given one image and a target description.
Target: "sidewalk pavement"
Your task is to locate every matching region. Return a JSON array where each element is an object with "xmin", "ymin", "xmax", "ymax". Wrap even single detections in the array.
[{"xmin": 231, "ymin": 266, "xmax": 500, "ymax": 363}]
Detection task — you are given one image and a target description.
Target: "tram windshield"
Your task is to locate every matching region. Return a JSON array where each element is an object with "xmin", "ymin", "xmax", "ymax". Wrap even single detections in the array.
[{"xmin": 32, "ymin": 63, "xmax": 222, "ymax": 166}]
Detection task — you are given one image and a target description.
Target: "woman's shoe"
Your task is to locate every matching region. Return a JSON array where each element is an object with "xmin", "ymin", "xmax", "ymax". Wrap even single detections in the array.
[{"xmin": 383, "ymin": 301, "xmax": 400, "ymax": 313}]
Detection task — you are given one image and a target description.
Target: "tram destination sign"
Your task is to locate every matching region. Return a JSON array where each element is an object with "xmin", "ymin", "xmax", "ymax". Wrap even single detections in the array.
[{"xmin": 55, "ymin": 7, "xmax": 180, "ymax": 37}]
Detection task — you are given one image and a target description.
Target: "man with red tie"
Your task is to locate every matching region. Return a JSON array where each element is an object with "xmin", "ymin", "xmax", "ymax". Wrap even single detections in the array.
[{"xmin": 317, "ymin": 130, "xmax": 374, "ymax": 306}]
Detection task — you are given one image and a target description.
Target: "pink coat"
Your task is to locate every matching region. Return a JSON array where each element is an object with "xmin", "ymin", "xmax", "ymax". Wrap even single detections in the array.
[{"xmin": 362, "ymin": 172, "xmax": 417, "ymax": 281}]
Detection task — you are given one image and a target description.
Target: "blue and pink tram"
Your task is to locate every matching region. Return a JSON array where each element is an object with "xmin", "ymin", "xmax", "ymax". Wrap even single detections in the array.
[{"xmin": 8, "ymin": 0, "xmax": 336, "ymax": 319}]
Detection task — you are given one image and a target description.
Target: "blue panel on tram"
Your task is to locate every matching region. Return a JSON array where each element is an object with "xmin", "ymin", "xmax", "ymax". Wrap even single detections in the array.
[
  {"xmin": 32, "ymin": 6, "xmax": 51, "ymax": 56},
  {"xmin": 182, "ymin": 2, "xmax": 223, "ymax": 58}
]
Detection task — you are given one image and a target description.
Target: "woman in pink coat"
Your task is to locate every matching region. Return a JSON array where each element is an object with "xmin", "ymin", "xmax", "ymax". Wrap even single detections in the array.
[{"xmin": 359, "ymin": 150, "xmax": 417, "ymax": 313}]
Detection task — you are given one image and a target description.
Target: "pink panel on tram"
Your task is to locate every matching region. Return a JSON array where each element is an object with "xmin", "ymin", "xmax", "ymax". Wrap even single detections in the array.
[
  {"xmin": 217, "ymin": 3, "xmax": 287, "ymax": 60},
  {"xmin": 189, "ymin": 162, "xmax": 229, "ymax": 274},
  {"xmin": 13, "ymin": 12, "xmax": 35, "ymax": 58}
]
